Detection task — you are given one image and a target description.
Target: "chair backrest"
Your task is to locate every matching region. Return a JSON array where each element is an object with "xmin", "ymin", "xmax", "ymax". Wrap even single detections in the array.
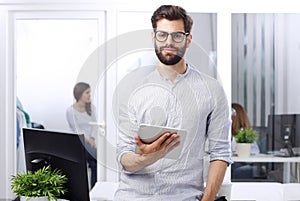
[{"xmin": 253, "ymin": 126, "xmax": 268, "ymax": 153}]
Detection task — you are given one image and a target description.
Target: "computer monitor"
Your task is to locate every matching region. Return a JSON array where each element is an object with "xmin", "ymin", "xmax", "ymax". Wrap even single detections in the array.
[
  {"xmin": 267, "ymin": 114, "xmax": 300, "ymax": 156},
  {"xmin": 22, "ymin": 128, "xmax": 90, "ymax": 201}
]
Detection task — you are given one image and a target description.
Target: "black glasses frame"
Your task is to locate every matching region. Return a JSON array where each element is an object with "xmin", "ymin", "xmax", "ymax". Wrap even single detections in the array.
[{"xmin": 154, "ymin": 30, "xmax": 190, "ymax": 43}]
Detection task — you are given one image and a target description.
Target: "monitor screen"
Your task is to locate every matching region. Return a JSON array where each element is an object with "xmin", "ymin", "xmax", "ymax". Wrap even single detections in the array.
[
  {"xmin": 22, "ymin": 128, "xmax": 90, "ymax": 201},
  {"xmin": 267, "ymin": 114, "xmax": 300, "ymax": 154}
]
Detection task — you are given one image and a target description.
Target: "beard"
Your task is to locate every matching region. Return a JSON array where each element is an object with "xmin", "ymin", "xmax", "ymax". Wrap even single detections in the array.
[{"xmin": 155, "ymin": 42, "xmax": 187, "ymax": 65}]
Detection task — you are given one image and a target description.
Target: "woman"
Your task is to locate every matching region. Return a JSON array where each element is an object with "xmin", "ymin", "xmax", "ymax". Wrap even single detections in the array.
[
  {"xmin": 231, "ymin": 103, "xmax": 261, "ymax": 180},
  {"xmin": 66, "ymin": 82, "xmax": 97, "ymax": 188},
  {"xmin": 231, "ymin": 103, "xmax": 259, "ymax": 154}
]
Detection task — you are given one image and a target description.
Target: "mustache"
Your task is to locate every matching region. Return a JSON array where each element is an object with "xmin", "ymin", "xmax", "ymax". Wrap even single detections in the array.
[{"xmin": 159, "ymin": 45, "xmax": 178, "ymax": 51}]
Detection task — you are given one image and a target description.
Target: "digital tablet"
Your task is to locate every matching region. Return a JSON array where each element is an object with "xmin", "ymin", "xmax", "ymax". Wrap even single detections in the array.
[{"xmin": 137, "ymin": 124, "xmax": 187, "ymax": 160}]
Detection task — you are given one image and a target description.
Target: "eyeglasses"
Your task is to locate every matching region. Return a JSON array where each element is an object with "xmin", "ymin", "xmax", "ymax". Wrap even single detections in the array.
[{"xmin": 154, "ymin": 30, "xmax": 189, "ymax": 43}]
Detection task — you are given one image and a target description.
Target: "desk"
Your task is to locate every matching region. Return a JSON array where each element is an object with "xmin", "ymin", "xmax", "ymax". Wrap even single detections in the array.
[
  {"xmin": 231, "ymin": 154, "xmax": 300, "ymax": 183},
  {"xmin": 230, "ymin": 182, "xmax": 300, "ymax": 201}
]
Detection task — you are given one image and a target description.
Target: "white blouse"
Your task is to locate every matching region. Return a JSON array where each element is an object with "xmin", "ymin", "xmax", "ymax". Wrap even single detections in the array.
[{"xmin": 66, "ymin": 104, "xmax": 97, "ymax": 139}]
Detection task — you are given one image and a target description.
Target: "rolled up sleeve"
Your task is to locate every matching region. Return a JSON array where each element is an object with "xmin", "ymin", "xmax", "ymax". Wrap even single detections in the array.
[{"xmin": 206, "ymin": 82, "xmax": 232, "ymax": 165}]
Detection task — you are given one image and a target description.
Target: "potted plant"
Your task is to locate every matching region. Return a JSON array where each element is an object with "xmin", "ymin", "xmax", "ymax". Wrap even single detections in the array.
[
  {"xmin": 235, "ymin": 128, "xmax": 259, "ymax": 157},
  {"xmin": 11, "ymin": 165, "xmax": 67, "ymax": 201}
]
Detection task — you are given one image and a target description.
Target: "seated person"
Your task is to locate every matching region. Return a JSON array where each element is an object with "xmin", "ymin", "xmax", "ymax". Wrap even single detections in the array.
[
  {"xmin": 231, "ymin": 103, "xmax": 260, "ymax": 155},
  {"xmin": 231, "ymin": 103, "xmax": 262, "ymax": 180},
  {"xmin": 66, "ymin": 82, "xmax": 97, "ymax": 188}
]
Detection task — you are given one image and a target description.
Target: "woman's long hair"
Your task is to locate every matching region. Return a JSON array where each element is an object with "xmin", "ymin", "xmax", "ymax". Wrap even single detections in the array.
[
  {"xmin": 73, "ymin": 82, "xmax": 92, "ymax": 116},
  {"xmin": 231, "ymin": 103, "xmax": 252, "ymax": 137}
]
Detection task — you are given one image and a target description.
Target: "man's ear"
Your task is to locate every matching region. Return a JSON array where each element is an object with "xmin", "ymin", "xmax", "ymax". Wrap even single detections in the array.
[{"xmin": 186, "ymin": 34, "xmax": 192, "ymax": 48}]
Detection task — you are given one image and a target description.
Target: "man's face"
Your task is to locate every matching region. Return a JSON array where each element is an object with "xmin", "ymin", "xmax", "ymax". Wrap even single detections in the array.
[{"xmin": 154, "ymin": 19, "xmax": 191, "ymax": 65}]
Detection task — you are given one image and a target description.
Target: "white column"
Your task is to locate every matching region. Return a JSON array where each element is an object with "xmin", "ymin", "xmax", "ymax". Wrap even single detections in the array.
[
  {"xmin": 217, "ymin": 11, "xmax": 232, "ymax": 184},
  {"xmin": 0, "ymin": 10, "xmax": 16, "ymax": 199}
]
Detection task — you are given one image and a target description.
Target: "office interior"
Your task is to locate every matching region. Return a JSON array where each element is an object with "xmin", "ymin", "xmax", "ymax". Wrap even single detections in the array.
[
  {"xmin": 1, "ymin": 1, "xmax": 300, "ymax": 200},
  {"xmin": 231, "ymin": 13, "xmax": 300, "ymax": 183}
]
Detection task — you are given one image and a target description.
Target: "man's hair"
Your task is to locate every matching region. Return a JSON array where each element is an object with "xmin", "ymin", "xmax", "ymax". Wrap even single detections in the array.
[{"xmin": 151, "ymin": 5, "xmax": 193, "ymax": 33}]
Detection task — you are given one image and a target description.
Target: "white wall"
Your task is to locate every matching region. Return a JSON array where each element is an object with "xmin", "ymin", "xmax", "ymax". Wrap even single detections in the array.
[{"xmin": 16, "ymin": 17, "xmax": 104, "ymax": 131}]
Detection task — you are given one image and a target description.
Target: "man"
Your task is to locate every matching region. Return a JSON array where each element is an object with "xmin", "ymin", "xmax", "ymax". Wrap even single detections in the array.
[{"xmin": 114, "ymin": 5, "xmax": 231, "ymax": 201}]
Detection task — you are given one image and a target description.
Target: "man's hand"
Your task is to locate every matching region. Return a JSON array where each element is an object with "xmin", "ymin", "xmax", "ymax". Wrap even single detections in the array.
[
  {"xmin": 120, "ymin": 132, "xmax": 180, "ymax": 172},
  {"xmin": 135, "ymin": 132, "xmax": 180, "ymax": 157},
  {"xmin": 88, "ymin": 137, "xmax": 96, "ymax": 148}
]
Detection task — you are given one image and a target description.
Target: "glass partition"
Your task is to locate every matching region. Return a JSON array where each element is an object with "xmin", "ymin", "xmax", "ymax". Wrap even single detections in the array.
[{"xmin": 231, "ymin": 13, "xmax": 300, "ymax": 183}]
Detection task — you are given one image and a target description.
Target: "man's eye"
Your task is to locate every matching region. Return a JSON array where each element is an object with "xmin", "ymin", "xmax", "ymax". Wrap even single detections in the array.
[
  {"xmin": 158, "ymin": 32, "xmax": 167, "ymax": 37},
  {"xmin": 173, "ymin": 33, "xmax": 182, "ymax": 39}
]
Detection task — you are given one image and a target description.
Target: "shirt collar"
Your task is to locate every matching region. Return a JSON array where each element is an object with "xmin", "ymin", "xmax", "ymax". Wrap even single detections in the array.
[{"xmin": 154, "ymin": 64, "xmax": 190, "ymax": 83}]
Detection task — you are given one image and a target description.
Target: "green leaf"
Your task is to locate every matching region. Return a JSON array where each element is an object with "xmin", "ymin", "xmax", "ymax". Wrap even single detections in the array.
[
  {"xmin": 11, "ymin": 165, "xmax": 68, "ymax": 201},
  {"xmin": 235, "ymin": 128, "xmax": 259, "ymax": 143}
]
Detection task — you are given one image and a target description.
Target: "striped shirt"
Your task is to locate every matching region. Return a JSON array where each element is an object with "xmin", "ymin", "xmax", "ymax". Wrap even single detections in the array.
[{"xmin": 114, "ymin": 65, "xmax": 232, "ymax": 201}]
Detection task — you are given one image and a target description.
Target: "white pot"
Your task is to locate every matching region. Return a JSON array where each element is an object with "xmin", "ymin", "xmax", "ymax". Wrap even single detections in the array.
[
  {"xmin": 236, "ymin": 143, "xmax": 251, "ymax": 157},
  {"xmin": 20, "ymin": 196, "xmax": 48, "ymax": 201}
]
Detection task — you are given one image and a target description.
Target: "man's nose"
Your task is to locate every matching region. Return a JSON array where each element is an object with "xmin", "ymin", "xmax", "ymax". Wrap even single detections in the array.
[{"xmin": 165, "ymin": 34, "xmax": 174, "ymax": 44}]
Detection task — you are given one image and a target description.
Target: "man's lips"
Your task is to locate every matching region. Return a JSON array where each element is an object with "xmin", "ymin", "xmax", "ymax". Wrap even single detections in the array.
[{"xmin": 162, "ymin": 48, "xmax": 176, "ymax": 54}]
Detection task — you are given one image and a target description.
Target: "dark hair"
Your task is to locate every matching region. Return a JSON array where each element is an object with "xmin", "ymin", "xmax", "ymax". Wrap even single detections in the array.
[
  {"xmin": 151, "ymin": 5, "xmax": 193, "ymax": 33},
  {"xmin": 73, "ymin": 82, "xmax": 92, "ymax": 116}
]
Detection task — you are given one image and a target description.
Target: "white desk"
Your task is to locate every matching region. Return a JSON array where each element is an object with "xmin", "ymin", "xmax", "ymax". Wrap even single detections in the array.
[
  {"xmin": 230, "ymin": 182, "xmax": 300, "ymax": 201},
  {"xmin": 231, "ymin": 154, "xmax": 300, "ymax": 183}
]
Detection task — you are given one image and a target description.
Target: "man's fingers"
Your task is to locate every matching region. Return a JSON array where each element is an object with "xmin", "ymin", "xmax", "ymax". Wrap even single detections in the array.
[
  {"xmin": 161, "ymin": 133, "xmax": 178, "ymax": 146},
  {"xmin": 166, "ymin": 137, "xmax": 180, "ymax": 152},
  {"xmin": 152, "ymin": 132, "xmax": 171, "ymax": 146},
  {"xmin": 134, "ymin": 132, "xmax": 179, "ymax": 156}
]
